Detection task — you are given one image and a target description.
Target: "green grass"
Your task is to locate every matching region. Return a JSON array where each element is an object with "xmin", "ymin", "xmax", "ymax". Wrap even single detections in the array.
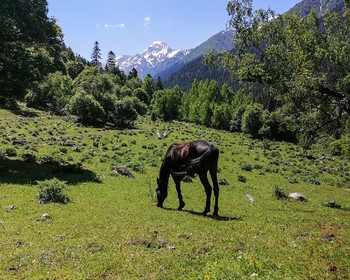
[{"xmin": 1, "ymin": 106, "xmax": 350, "ymax": 279}]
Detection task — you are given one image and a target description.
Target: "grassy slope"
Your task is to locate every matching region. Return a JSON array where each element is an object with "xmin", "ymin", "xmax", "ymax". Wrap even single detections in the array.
[{"xmin": 0, "ymin": 106, "xmax": 349, "ymax": 279}]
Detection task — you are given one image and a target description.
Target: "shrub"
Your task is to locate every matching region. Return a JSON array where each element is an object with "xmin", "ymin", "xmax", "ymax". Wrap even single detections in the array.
[
  {"xmin": 330, "ymin": 134, "xmax": 350, "ymax": 158},
  {"xmin": 273, "ymin": 186, "xmax": 288, "ymax": 200},
  {"xmin": 241, "ymin": 103, "xmax": 265, "ymax": 138},
  {"xmin": 111, "ymin": 97, "xmax": 139, "ymax": 128},
  {"xmin": 37, "ymin": 178, "xmax": 70, "ymax": 204},
  {"xmin": 25, "ymin": 72, "xmax": 73, "ymax": 114},
  {"xmin": 240, "ymin": 163, "xmax": 253, "ymax": 172},
  {"xmin": 67, "ymin": 91, "xmax": 105, "ymax": 125},
  {"xmin": 151, "ymin": 87, "xmax": 183, "ymax": 121},
  {"xmin": 237, "ymin": 175, "xmax": 247, "ymax": 182}
]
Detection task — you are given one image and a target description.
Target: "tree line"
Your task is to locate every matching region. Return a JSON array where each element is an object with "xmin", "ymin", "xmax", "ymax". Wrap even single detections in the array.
[{"xmin": 1, "ymin": 0, "xmax": 350, "ymax": 158}]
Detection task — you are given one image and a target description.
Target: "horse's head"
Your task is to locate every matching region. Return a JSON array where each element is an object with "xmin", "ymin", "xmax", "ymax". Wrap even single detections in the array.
[{"xmin": 156, "ymin": 177, "xmax": 168, "ymax": 208}]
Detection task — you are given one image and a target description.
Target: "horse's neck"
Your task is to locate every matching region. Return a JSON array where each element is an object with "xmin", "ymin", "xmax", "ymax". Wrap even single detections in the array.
[{"xmin": 159, "ymin": 162, "xmax": 170, "ymax": 184}]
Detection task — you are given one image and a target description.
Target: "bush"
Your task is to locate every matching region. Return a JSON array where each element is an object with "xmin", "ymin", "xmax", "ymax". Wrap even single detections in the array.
[
  {"xmin": 330, "ymin": 134, "xmax": 350, "ymax": 158},
  {"xmin": 67, "ymin": 91, "xmax": 105, "ymax": 125},
  {"xmin": 237, "ymin": 175, "xmax": 247, "ymax": 182},
  {"xmin": 111, "ymin": 97, "xmax": 139, "ymax": 128},
  {"xmin": 241, "ymin": 103, "xmax": 265, "ymax": 138},
  {"xmin": 25, "ymin": 72, "xmax": 73, "ymax": 114},
  {"xmin": 37, "ymin": 178, "xmax": 70, "ymax": 204},
  {"xmin": 230, "ymin": 106, "xmax": 246, "ymax": 132},
  {"xmin": 273, "ymin": 186, "xmax": 288, "ymax": 200},
  {"xmin": 151, "ymin": 87, "xmax": 183, "ymax": 121}
]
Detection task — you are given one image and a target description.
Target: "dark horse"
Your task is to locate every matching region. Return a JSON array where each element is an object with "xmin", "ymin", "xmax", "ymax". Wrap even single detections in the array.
[{"xmin": 156, "ymin": 140, "xmax": 220, "ymax": 216}]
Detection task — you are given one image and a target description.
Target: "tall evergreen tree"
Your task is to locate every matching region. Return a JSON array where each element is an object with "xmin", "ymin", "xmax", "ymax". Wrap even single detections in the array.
[
  {"xmin": 105, "ymin": 51, "xmax": 116, "ymax": 72},
  {"xmin": 156, "ymin": 76, "xmax": 164, "ymax": 90},
  {"xmin": 91, "ymin": 41, "xmax": 102, "ymax": 67},
  {"xmin": 128, "ymin": 68, "xmax": 138, "ymax": 79},
  {"xmin": 142, "ymin": 74, "xmax": 155, "ymax": 102}
]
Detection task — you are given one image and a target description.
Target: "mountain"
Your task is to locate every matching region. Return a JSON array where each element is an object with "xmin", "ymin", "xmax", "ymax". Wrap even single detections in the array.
[
  {"xmin": 115, "ymin": 41, "xmax": 189, "ymax": 79},
  {"xmin": 163, "ymin": 0, "xmax": 347, "ymax": 91},
  {"xmin": 156, "ymin": 30, "xmax": 234, "ymax": 80},
  {"xmin": 287, "ymin": 0, "xmax": 346, "ymax": 17}
]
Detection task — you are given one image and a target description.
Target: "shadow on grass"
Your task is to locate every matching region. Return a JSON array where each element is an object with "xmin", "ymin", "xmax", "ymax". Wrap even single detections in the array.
[
  {"xmin": 0, "ymin": 102, "xmax": 39, "ymax": 118},
  {"xmin": 10, "ymin": 108, "xmax": 39, "ymax": 118},
  {"xmin": 163, "ymin": 207, "xmax": 242, "ymax": 222},
  {"xmin": 0, "ymin": 158, "xmax": 99, "ymax": 185}
]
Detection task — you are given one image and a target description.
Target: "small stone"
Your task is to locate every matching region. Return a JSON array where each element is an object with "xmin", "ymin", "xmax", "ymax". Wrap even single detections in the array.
[
  {"xmin": 288, "ymin": 192, "xmax": 307, "ymax": 202},
  {"xmin": 218, "ymin": 178, "xmax": 229, "ymax": 185},
  {"xmin": 245, "ymin": 194, "xmax": 255, "ymax": 203},
  {"xmin": 328, "ymin": 264, "xmax": 337, "ymax": 272},
  {"xmin": 321, "ymin": 232, "xmax": 335, "ymax": 240},
  {"xmin": 42, "ymin": 213, "xmax": 51, "ymax": 219},
  {"xmin": 4, "ymin": 205, "xmax": 16, "ymax": 211}
]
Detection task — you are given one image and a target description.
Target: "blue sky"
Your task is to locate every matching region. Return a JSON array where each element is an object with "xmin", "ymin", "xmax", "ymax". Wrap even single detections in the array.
[{"xmin": 48, "ymin": 0, "xmax": 301, "ymax": 61}]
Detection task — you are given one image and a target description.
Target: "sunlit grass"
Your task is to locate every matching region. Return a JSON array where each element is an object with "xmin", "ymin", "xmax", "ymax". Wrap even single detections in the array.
[{"xmin": 1, "ymin": 107, "xmax": 349, "ymax": 279}]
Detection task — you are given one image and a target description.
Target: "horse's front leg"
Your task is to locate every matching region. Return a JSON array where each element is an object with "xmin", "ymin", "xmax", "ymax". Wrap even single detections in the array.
[{"xmin": 174, "ymin": 179, "xmax": 185, "ymax": 210}]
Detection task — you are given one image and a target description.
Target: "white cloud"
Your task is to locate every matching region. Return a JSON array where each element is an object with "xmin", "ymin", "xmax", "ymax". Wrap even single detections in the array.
[
  {"xmin": 144, "ymin": 16, "xmax": 151, "ymax": 27},
  {"xmin": 97, "ymin": 23, "xmax": 125, "ymax": 29}
]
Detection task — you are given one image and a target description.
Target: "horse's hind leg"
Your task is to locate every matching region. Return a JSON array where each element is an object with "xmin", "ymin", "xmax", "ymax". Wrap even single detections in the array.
[
  {"xmin": 199, "ymin": 171, "xmax": 212, "ymax": 216},
  {"xmin": 209, "ymin": 167, "xmax": 219, "ymax": 216}
]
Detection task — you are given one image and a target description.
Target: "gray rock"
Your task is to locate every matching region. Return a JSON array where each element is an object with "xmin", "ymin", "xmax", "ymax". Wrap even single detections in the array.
[
  {"xmin": 4, "ymin": 205, "xmax": 16, "ymax": 211},
  {"xmin": 245, "ymin": 194, "xmax": 255, "ymax": 203},
  {"xmin": 288, "ymin": 192, "xmax": 307, "ymax": 202},
  {"xmin": 113, "ymin": 166, "xmax": 135, "ymax": 178},
  {"xmin": 324, "ymin": 200, "xmax": 341, "ymax": 209},
  {"xmin": 42, "ymin": 213, "xmax": 51, "ymax": 219}
]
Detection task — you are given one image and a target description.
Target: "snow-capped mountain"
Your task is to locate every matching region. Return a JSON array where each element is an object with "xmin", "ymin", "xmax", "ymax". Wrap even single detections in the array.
[{"xmin": 115, "ymin": 41, "xmax": 190, "ymax": 79}]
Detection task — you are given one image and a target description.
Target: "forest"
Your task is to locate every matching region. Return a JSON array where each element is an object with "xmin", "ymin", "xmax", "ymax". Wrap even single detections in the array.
[{"xmin": 1, "ymin": 0, "xmax": 350, "ymax": 158}]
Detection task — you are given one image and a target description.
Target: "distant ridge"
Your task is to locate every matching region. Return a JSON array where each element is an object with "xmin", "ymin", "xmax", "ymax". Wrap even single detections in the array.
[
  {"xmin": 286, "ymin": 0, "xmax": 345, "ymax": 17},
  {"xmin": 156, "ymin": 29, "xmax": 234, "ymax": 80}
]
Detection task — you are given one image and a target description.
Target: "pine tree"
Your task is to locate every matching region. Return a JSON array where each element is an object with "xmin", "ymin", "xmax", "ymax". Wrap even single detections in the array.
[
  {"xmin": 106, "ymin": 51, "xmax": 116, "ymax": 72},
  {"xmin": 91, "ymin": 41, "xmax": 102, "ymax": 67},
  {"xmin": 128, "ymin": 68, "xmax": 138, "ymax": 79},
  {"xmin": 156, "ymin": 76, "xmax": 164, "ymax": 90}
]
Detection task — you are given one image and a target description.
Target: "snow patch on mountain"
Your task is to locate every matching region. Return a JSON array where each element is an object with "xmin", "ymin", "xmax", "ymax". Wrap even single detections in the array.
[{"xmin": 115, "ymin": 41, "xmax": 190, "ymax": 79}]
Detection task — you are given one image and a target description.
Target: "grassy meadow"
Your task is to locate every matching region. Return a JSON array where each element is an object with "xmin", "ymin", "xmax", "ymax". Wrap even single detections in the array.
[{"xmin": 0, "ymin": 105, "xmax": 349, "ymax": 279}]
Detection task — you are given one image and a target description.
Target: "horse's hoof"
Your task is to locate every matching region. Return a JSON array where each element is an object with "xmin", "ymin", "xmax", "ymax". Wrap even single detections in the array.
[
  {"xmin": 178, "ymin": 201, "xmax": 185, "ymax": 210},
  {"xmin": 157, "ymin": 204, "xmax": 163, "ymax": 208},
  {"xmin": 202, "ymin": 211, "xmax": 208, "ymax": 216}
]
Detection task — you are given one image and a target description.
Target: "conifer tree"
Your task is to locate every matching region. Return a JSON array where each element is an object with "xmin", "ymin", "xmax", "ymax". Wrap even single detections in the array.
[
  {"xmin": 91, "ymin": 41, "xmax": 102, "ymax": 67},
  {"xmin": 106, "ymin": 51, "xmax": 116, "ymax": 72},
  {"xmin": 156, "ymin": 76, "xmax": 164, "ymax": 90}
]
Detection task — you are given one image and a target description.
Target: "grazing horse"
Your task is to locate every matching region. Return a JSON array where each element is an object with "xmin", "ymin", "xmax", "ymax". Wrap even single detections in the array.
[{"xmin": 156, "ymin": 140, "xmax": 220, "ymax": 216}]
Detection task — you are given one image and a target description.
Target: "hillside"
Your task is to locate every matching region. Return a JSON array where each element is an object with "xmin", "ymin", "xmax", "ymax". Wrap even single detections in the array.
[
  {"xmin": 163, "ymin": 54, "xmax": 235, "ymax": 91},
  {"xmin": 287, "ymin": 0, "xmax": 346, "ymax": 16},
  {"xmin": 157, "ymin": 30, "xmax": 234, "ymax": 80},
  {"xmin": 1, "ymin": 106, "xmax": 349, "ymax": 278}
]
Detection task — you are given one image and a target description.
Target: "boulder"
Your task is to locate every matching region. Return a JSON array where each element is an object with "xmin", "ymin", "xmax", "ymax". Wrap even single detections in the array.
[
  {"xmin": 288, "ymin": 192, "xmax": 307, "ymax": 202},
  {"xmin": 324, "ymin": 200, "xmax": 341, "ymax": 209},
  {"xmin": 113, "ymin": 166, "xmax": 135, "ymax": 178}
]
